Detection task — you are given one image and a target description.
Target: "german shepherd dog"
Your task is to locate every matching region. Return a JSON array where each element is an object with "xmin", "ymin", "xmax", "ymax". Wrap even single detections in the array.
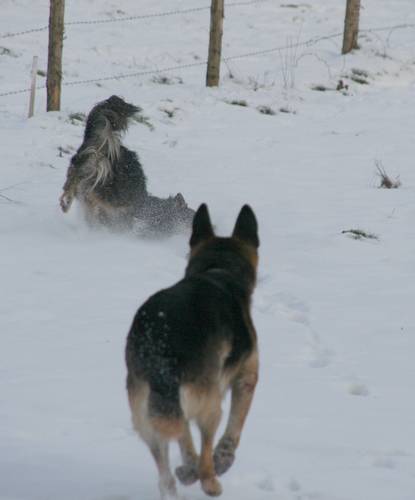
[
  {"xmin": 125, "ymin": 204, "xmax": 259, "ymax": 498},
  {"xmin": 59, "ymin": 95, "xmax": 194, "ymax": 234}
]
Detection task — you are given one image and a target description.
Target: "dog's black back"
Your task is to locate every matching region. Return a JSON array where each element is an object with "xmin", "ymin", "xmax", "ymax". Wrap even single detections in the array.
[
  {"xmin": 126, "ymin": 204, "xmax": 258, "ymax": 419},
  {"xmin": 88, "ymin": 146, "xmax": 147, "ymax": 209}
]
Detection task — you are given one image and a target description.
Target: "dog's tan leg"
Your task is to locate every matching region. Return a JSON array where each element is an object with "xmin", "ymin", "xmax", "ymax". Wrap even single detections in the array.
[
  {"xmin": 60, "ymin": 165, "xmax": 79, "ymax": 213},
  {"xmin": 175, "ymin": 421, "xmax": 199, "ymax": 485},
  {"xmin": 128, "ymin": 382, "xmax": 177, "ymax": 499},
  {"xmin": 149, "ymin": 439, "xmax": 177, "ymax": 500},
  {"xmin": 197, "ymin": 394, "xmax": 222, "ymax": 497},
  {"xmin": 214, "ymin": 352, "xmax": 258, "ymax": 476},
  {"xmin": 82, "ymin": 197, "xmax": 104, "ymax": 228}
]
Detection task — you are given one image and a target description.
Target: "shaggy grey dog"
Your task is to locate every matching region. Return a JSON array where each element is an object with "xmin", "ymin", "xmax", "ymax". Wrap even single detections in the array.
[{"xmin": 60, "ymin": 95, "xmax": 194, "ymax": 234}]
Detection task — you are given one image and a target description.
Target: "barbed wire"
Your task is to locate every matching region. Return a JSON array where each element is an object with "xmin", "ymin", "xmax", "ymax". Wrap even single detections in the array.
[
  {"xmin": 0, "ymin": 0, "xmax": 273, "ymax": 39},
  {"xmin": 0, "ymin": 23, "xmax": 414, "ymax": 99},
  {"xmin": 224, "ymin": 23, "xmax": 415, "ymax": 62},
  {"xmin": 0, "ymin": 26, "xmax": 49, "ymax": 39},
  {"xmin": 360, "ymin": 23, "xmax": 415, "ymax": 34},
  {"xmin": 0, "ymin": 62, "xmax": 209, "ymax": 98},
  {"xmin": 224, "ymin": 32, "xmax": 344, "ymax": 61},
  {"xmin": 63, "ymin": 61, "xmax": 209, "ymax": 87}
]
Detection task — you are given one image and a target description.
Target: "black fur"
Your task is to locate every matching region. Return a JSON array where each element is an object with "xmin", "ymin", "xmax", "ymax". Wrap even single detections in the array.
[
  {"xmin": 232, "ymin": 204, "xmax": 260, "ymax": 248},
  {"xmin": 83, "ymin": 95, "xmax": 140, "ymax": 137},
  {"xmin": 70, "ymin": 145, "xmax": 147, "ymax": 211},
  {"xmin": 189, "ymin": 203, "xmax": 214, "ymax": 248}
]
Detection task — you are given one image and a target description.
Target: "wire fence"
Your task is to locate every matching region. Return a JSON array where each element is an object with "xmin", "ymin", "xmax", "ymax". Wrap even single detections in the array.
[
  {"xmin": 1, "ymin": 32, "xmax": 346, "ymax": 99},
  {"xmin": 0, "ymin": 0, "xmax": 414, "ymax": 101},
  {"xmin": 0, "ymin": 0, "xmax": 272, "ymax": 39}
]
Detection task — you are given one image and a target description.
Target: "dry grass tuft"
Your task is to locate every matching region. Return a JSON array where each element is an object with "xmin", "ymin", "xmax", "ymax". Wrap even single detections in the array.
[
  {"xmin": 68, "ymin": 112, "xmax": 86, "ymax": 125},
  {"xmin": 375, "ymin": 161, "xmax": 401, "ymax": 189},
  {"xmin": 226, "ymin": 99, "xmax": 248, "ymax": 107},
  {"xmin": 257, "ymin": 105, "xmax": 276, "ymax": 116},
  {"xmin": 342, "ymin": 229, "xmax": 379, "ymax": 241}
]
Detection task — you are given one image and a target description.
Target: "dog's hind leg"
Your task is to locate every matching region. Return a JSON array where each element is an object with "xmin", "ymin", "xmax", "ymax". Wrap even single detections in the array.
[
  {"xmin": 196, "ymin": 393, "xmax": 223, "ymax": 497},
  {"xmin": 148, "ymin": 438, "xmax": 177, "ymax": 500},
  {"xmin": 214, "ymin": 352, "xmax": 259, "ymax": 476},
  {"xmin": 128, "ymin": 382, "xmax": 177, "ymax": 499},
  {"xmin": 175, "ymin": 422, "xmax": 199, "ymax": 486}
]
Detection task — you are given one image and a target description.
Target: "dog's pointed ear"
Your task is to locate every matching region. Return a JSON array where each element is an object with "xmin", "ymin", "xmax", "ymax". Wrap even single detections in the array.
[
  {"xmin": 232, "ymin": 205, "xmax": 259, "ymax": 248},
  {"xmin": 190, "ymin": 203, "xmax": 214, "ymax": 248}
]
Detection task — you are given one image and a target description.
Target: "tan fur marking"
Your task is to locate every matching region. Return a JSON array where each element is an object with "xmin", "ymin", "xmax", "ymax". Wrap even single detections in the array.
[
  {"xmin": 219, "ymin": 363, "xmax": 240, "ymax": 396},
  {"xmin": 233, "ymin": 238, "xmax": 259, "ymax": 271},
  {"xmin": 150, "ymin": 416, "xmax": 184, "ymax": 440},
  {"xmin": 128, "ymin": 381, "xmax": 152, "ymax": 442},
  {"xmin": 60, "ymin": 164, "xmax": 80, "ymax": 212},
  {"xmin": 81, "ymin": 190, "xmax": 131, "ymax": 227},
  {"xmin": 196, "ymin": 390, "xmax": 223, "ymax": 495},
  {"xmin": 218, "ymin": 350, "xmax": 259, "ymax": 448},
  {"xmin": 178, "ymin": 421, "xmax": 198, "ymax": 464},
  {"xmin": 189, "ymin": 238, "xmax": 213, "ymax": 258},
  {"xmin": 84, "ymin": 191, "xmax": 129, "ymax": 212},
  {"xmin": 129, "ymin": 381, "xmax": 184, "ymax": 441}
]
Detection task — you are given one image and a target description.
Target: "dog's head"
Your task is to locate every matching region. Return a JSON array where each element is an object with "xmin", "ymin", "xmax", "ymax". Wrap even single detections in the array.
[
  {"xmin": 98, "ymin": 95, "xmax": 141, "ymax": 132},
  {"xmin": 186, "ymin": 204, "xmax": 259, "ymax": 292}
]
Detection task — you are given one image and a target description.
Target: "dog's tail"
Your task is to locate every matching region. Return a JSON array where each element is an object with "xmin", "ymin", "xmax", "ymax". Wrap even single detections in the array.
[
  {"xmin": 75, "ymin": 95, "xmax": 141, "ymax": 191},
  {"xmin": 148, "ymin": 368, "xmax": 184, "ymax": 439}
]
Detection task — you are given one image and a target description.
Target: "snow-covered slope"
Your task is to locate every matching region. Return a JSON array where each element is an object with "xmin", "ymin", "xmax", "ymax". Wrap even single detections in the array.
[{"xmin": 1, "ymin": 1, "xmax": 415, "ymax": 499}]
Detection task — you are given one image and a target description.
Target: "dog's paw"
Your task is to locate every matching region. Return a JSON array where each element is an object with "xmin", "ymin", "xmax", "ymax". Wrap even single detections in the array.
[
  {"xmin": 214, "ymin": 437, "xmax": 236, "ymax": 476},
  {"xmin": 175, "ymin": 464, "xmax": 199, "ymax": 485},
  {"xmin": 201, "ymin": 477, "xmax": 222, "ymax": 497},
  {"xmin": 159, "ymin": 476, "xmax": 178, "ymax": 499},
  {"xmin": 59, "ymin": 192, "xmax": 73, "ymax": 213}
]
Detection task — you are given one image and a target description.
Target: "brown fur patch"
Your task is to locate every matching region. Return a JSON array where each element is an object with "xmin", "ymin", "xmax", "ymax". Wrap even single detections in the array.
[
  {"xmin": 233, "ymin": 238, "xmax": 259, "ymax": 270},
  {"xmin": 128, "ymin": 383, "xmax": 151, "ymax": 441},
  {"xmin": 81, "ymin": 191, "xmax": 132, "ymax": 226},
  {"xmin": 235, "ymin": 351, "xmax": 259, "ymax": 395},
  {"xmin": 189, "ymin": 238, "xmax": 213, "ymax": 259},
  {"xmin": 220, "ymin": 350, "xmax": 259, "ymax": 448},
  {"xmin": 128, "ymin": 381, "xmax": 185, "ymax": 440},
  {"xmin": 84, "ymin": 191, "xmax": 129, "ymax": 213},
  {"xmin": 150, "ymin": 416, "xmax": 185, "ymax": 440}
]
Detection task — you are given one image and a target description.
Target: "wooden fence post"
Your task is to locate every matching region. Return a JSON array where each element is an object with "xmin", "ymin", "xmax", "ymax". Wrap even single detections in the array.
[
  {"xmin": 342, "ymin": 0, "xmax": 361, "ymax": 54},
  {"xmin": 28, "ymin": 56, "xmax": 38, "ymax": 118},
  {"xmin": 206, "ymin": 0, "xmax": 224, "ymax": 87},
  {"xmin": 47, "ymin": 0, "xmax": 65, "ymax": 111}
]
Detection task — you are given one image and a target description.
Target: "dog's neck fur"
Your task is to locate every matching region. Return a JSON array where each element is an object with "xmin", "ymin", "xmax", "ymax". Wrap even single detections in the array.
[
  {"xmin": 75, "ymin": 100, "xmax": 136, "ymax": 192},
  {"xmin": 74, "ymin": 115, "xmax": 123, "ymax": 192}
]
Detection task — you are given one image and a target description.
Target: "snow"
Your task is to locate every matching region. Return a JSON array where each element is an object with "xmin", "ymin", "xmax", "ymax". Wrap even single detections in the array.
[{"xmin": 1, "ymin": 1, "xmax": 415, "ymax": 499}]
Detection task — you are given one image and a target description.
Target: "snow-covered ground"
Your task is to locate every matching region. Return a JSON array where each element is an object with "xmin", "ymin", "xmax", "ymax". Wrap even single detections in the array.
[{"xmin": 1, "ymin": 1, "xmax": 415, "ymax": 499}]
